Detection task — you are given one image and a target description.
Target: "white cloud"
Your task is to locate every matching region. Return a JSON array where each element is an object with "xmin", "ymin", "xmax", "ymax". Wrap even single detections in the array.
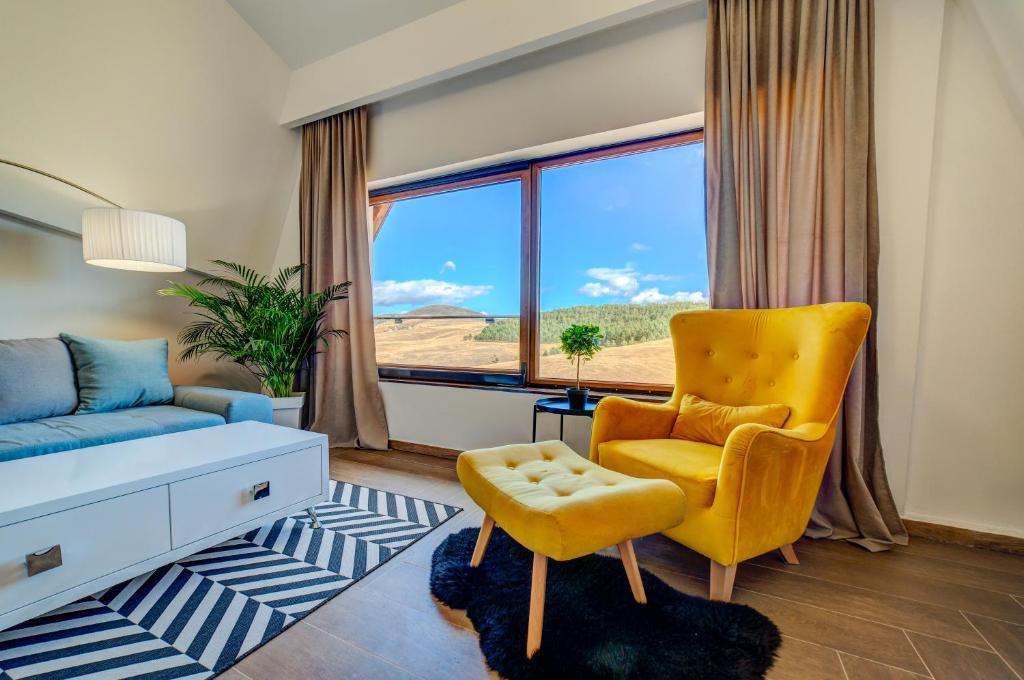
[
  {"xmin": 373, "ymin": 279, "xmax": 492, "ymax": 307},
  {"xmin": 578, "ymin": 265, "xmax": 705, "ymax": 304},
  {"xmin": 579, "ymin": 282, "xmax": 618, "ymax": 297},
  {"xmin": 630, "ymin": 288, "xmax": 708, "ymax": 305},
  {"xmin": 630, "ymin": 242, "xmax": 651, "ymax": 251},
  {"xmin": 439, "ymin": 260, "xmax": 456, "ymax": 274},
  {"xmin": 578, "ymin": 267, "xmax": 640, "ymax": 297}
]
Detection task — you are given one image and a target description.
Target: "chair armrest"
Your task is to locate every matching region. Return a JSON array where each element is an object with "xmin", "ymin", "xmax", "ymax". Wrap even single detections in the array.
[
  {"xmin": 173, "ymin": 386, "xmax": 274, "ymax": 424},
  {"xmin": 589, "ymin": 396, "xmax": 678, "ymax": 461},
  {"xmin": 713, "ymin": 421, "xmax": 835, "ymax": 562}
]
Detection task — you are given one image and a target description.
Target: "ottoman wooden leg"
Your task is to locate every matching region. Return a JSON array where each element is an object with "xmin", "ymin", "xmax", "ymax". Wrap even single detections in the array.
[
  {"xmin": 617, "ymin": 540, "xmax": 647, "ymax": 604},
  {"xmin": 470, "ymin": 515, "xmax": 495, "ymax": 567},
  {"xmin": 527, "ymin": 552, "xmax": 547, "ymax": 658},
  {"xmin": 779, "ymin": 543, "xmax": 799, "ymax": 565}
]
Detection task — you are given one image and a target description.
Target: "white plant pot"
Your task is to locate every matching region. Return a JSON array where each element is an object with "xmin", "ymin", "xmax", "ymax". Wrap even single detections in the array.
[{"xmin": 270, "ymin": 392, "xmax": 305, "ymax": 429}]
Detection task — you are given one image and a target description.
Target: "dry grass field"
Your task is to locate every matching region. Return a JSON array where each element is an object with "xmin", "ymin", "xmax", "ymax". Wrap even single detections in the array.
[{"xmin": 374, "ymin": 318, "xmax": 675, "ymax": 385}]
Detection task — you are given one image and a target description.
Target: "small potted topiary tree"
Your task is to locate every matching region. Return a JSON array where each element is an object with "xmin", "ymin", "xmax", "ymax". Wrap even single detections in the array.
[{"xmin": 560, "ymin": 324, "xmax": 602, "ymax": 409}]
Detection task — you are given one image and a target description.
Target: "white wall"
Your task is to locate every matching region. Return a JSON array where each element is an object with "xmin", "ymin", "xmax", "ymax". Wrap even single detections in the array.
[
  {"xmin": 873, "ymin": 0, "xmax": 947, "ymax": 512},
  {"xmin": 2, "ymin": 0, "xmax": 1013, "ymax": 536},
  {"xmin": 278, "ymin": 0, "xmax": 700, "ymax": 127},
  {"xmin": 363, "ymin": 0, "xmax": 1024, "ymax": 538},
  {"xmin": 370, "ymin": 5, "xmax": 706, "ymax": 461},
  {"xmin": 369, "ymin": 3, "xmax": 706, "ymax": 182},
  {"xmin": 383, "ymin": 382, "xmax": 592, "ymax": 455},
  {"xmin": 0, "ymin": 216, "xmax": 256, "ymax": 390},
  {"xmin": 901, "ymin": 0, "xmax": 1024, "ymax": 537},
  {"xmin": 0, "ymin": 0, "xmax": 300, "ymax": 382},
  {"xmin": 0, "ymin": 0, "xmax": 299, "ymax": 273}
]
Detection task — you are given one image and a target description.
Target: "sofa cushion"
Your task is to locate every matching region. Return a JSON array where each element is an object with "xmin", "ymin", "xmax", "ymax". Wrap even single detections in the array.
[
  {"xmin": 0, "ymin": 406, "xmax": 225, "ymax": 462},
  {"xmin": 0, "ymin": 421, "xmax": 79, "ymax": 460},
  {"xmin": 114, "ymin": 405, "xmax": 225, "ymax": 433},
  {"xmin": 60, "ymin": 334, "xmax": 174, "ymax": 414},
  {"xmin": 0, "ymin": 338, "xmax": 78, "ymax": 425},
  {"xmin": 598, "ymin": 438, "xmax": 724, "ymax": 509}
]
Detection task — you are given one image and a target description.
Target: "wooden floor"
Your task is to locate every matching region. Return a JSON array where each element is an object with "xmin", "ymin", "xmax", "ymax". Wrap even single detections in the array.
[{"xmin": 224, "ymin": 448, "xmax": 1024, "ymax": 680}]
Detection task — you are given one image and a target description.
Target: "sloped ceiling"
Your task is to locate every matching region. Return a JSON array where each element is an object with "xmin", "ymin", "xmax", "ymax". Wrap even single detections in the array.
[{"xmin": 227, "ymin": 0, "xmax": 463, "ymax": 68}]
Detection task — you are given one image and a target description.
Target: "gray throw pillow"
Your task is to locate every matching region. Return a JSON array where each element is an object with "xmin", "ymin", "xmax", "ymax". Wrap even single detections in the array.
[
  {"xmin": 59, "ymin": 334, "xmax": 174, "ymax": 414},
  {"xmin": 0, "ymin": 338, "xmax": 79, "ymax": 424}
]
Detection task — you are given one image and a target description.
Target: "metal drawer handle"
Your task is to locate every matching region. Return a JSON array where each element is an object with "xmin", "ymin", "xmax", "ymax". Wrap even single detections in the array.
[
  {"xmin": 26, "ymin": 545, "xmax": 62, "ymax": 577},
  {"xmin": 253, "ymin": 481, "xmax": 270, "ymax": 501}
]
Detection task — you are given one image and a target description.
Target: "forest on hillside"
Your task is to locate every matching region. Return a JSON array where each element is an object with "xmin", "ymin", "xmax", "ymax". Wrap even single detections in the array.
[{"xmin": 472, "ymin": 300, "xmax": 708, "ymax": 346}]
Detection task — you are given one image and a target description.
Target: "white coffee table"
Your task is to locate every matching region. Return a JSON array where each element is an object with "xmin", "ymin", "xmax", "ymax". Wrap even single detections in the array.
[{"xmin": 0, "ymin": 421, "xmax": 328, "ymax": 631}]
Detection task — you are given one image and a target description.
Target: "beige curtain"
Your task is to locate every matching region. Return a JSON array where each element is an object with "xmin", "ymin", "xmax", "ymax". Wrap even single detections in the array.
[
  {"xmin": 705, "ymin": 0, "xmax": 906, "ymax": 549},
  {"xmin": 299, "ymin": 107, "xmax": 389, "ymax": 449}
]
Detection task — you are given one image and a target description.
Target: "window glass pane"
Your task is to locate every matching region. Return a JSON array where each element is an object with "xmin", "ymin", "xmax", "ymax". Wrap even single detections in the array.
[
  {"xmin": 373, "ymin": 180, "xmax": 521, "ymax": 370},
  {"xmin": 537, "ymin": 142, "xmax": 708, "ymax": 385}
]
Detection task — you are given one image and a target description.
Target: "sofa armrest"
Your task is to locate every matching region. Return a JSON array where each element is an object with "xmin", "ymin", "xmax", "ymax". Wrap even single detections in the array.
[
  {"xmin": 173, "ymin": 386, "xmax": 273, "ymax": 424},
  {"xmin": 589, "ymin": 396, "xmax": 678, "ymax": 461}
]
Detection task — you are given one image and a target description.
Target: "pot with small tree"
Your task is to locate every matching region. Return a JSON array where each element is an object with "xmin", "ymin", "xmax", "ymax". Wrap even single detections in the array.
[
  {"xmin": 158, "ymin": 260, "xmax": 349, "ymax": 428},
  {"xmin": 559, "ymin": 324, "xmax": 602, "ymax": 410}
]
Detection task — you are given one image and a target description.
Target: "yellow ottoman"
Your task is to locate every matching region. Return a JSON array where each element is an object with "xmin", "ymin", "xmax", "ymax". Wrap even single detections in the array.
[{"xmin": 456, "ymin": 440, "xmax": 687, "ymax": 657}]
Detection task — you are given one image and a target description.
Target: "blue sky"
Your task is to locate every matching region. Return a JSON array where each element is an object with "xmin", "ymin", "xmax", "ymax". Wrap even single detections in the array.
[{"xmin": 372, "ymin": 142, "xmax": 707, "ymax": 315}]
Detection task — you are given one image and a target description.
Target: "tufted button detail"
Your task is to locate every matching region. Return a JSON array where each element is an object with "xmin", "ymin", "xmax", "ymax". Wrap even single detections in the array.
[
  {"xmin": 725, "ymin": 377, "xmax": 733, "ymax": 383},
  {"xmin": 751, "ymin": 352, "xmax": 759, "ymax": 359},
  {"xmin": 768, "ymin": 379, "xmax": 776, "ymax": 386},
  {"xmin": 706, "ymin": 349, "xmax": 715, "ymax": 357},
  {"xmin": 793, "ymin": 352, "xmax": 800, "ymax": 359}
]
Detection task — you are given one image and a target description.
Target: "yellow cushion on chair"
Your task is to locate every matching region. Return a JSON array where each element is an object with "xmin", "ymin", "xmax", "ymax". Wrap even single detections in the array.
[
  {"xmin": 599, "ymin": 438, "xmax": 723, "ymax": 508},
  {"xmin": 670, "ymin": 394, "xmax": 790, "ymax": 446},
  {"xmin": 457, "ymin": 440, "xmax": 687, "ymax": 561}
]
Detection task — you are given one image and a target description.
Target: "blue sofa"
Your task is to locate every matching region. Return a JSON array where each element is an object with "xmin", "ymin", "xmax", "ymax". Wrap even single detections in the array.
[{"xmin": 0, "ymin": 338, "xmax": 272, "ymax": 462}]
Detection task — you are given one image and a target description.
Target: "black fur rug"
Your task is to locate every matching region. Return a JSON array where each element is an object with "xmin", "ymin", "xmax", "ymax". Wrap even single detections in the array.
[{"xmin": 431, "ymin": 528, "xmax": 781, "ymax": 680}]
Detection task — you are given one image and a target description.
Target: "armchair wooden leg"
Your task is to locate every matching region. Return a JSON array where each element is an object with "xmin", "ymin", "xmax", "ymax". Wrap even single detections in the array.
[
  {"xmin": 617, "ymin": 540, "xmax": 647, "ymax": 604},
  {"xmin": 527, "ymin": 552, "xmax": 548, "ymax": 658},
  {"xmin": 779, "ymin": 543, "xmax": 799, "ymax": 565},
  {"xmin": 709, "ymin": 560, "xmax": 737, "ymax": 602},
  {"xmin": 470, "ymin": 515, "xmax": 495, "ymax": 567}
]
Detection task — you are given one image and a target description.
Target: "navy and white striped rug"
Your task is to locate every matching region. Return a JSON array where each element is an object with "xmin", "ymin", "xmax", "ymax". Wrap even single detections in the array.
[{"xmin": 0, "ymin": 481, "xmax": 461, "ymax": 680}]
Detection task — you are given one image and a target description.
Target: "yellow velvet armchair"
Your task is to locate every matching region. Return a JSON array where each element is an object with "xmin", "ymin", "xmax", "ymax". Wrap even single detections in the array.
[{"xmin": 590, "ymin": 303, "xmax": 871, "ymax": 601}]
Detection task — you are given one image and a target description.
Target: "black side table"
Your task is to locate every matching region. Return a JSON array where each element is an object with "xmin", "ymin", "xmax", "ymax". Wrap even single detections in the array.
[{"xmin": 532, "ymin": 396, "xmax": 602, "ymax": 442}]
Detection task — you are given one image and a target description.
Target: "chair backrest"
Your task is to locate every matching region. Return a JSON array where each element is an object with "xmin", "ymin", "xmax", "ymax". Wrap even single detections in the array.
[{"xmin": 668, "ymin": 303, "xmax": 871, "ymax": 428}]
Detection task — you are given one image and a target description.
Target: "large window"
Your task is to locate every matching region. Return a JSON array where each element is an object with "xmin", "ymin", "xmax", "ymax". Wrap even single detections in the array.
[
  {"xmin": 371, "ymin": 173, "xmax": 525, "ymax": 379},
  {"xmin": 372, "ymin": 131, "xmax": 706, "ymax": 390}
]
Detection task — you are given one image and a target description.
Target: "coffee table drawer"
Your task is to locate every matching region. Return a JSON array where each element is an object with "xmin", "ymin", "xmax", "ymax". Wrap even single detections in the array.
[
  {"xmin": 169, "ymin": 446, "xmax": 323, "ymax": 548},
  {"xmin": 0, "ymin": 486, "xmax": 170, "ymax": 616}
]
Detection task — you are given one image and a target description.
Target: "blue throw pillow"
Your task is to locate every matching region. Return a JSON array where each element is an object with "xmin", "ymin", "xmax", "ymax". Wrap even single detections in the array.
[{"xmin": 59, "ymin": 334, "xmax": 174, "ymax": 414}]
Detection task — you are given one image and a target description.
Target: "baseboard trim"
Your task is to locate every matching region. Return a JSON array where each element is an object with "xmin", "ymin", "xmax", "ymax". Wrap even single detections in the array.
[
  {"xmin": 389, "ymin": 439, "xmax": 461, "ymax": 460},
  {"xmin": 903, "ymin": 519, "xmax": 1024, "ymax": 555}
]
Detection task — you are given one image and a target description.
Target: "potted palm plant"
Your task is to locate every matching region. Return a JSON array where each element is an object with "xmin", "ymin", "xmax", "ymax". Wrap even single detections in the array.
[
  {"xmin": 159, "ymin": 260, "xmax": 349, "ymax": 428},
  {"xmin": 560, "ymin": 324, "xmax": 602, "ymax": 409}
]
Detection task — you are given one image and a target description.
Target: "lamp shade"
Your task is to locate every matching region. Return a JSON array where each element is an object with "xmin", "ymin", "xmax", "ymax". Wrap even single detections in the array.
[{"xmin": 82, "ymin": 208, "xmax": 186, "ymax": 272}]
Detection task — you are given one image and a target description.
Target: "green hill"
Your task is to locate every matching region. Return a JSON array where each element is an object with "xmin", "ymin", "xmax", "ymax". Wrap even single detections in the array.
[
  {"xmin": 401, "ymin": 304, "xmax": 483, "ymax": 317},
  {"xmin": 472, "ymin": 300, "xmax": 707, "ymax": 346}
]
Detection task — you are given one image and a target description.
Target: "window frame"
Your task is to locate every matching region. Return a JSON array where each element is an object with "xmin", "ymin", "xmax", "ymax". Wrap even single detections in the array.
[{"xmin": 369, "ymin": 129, "xmax": 705, "ymax": 393}]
